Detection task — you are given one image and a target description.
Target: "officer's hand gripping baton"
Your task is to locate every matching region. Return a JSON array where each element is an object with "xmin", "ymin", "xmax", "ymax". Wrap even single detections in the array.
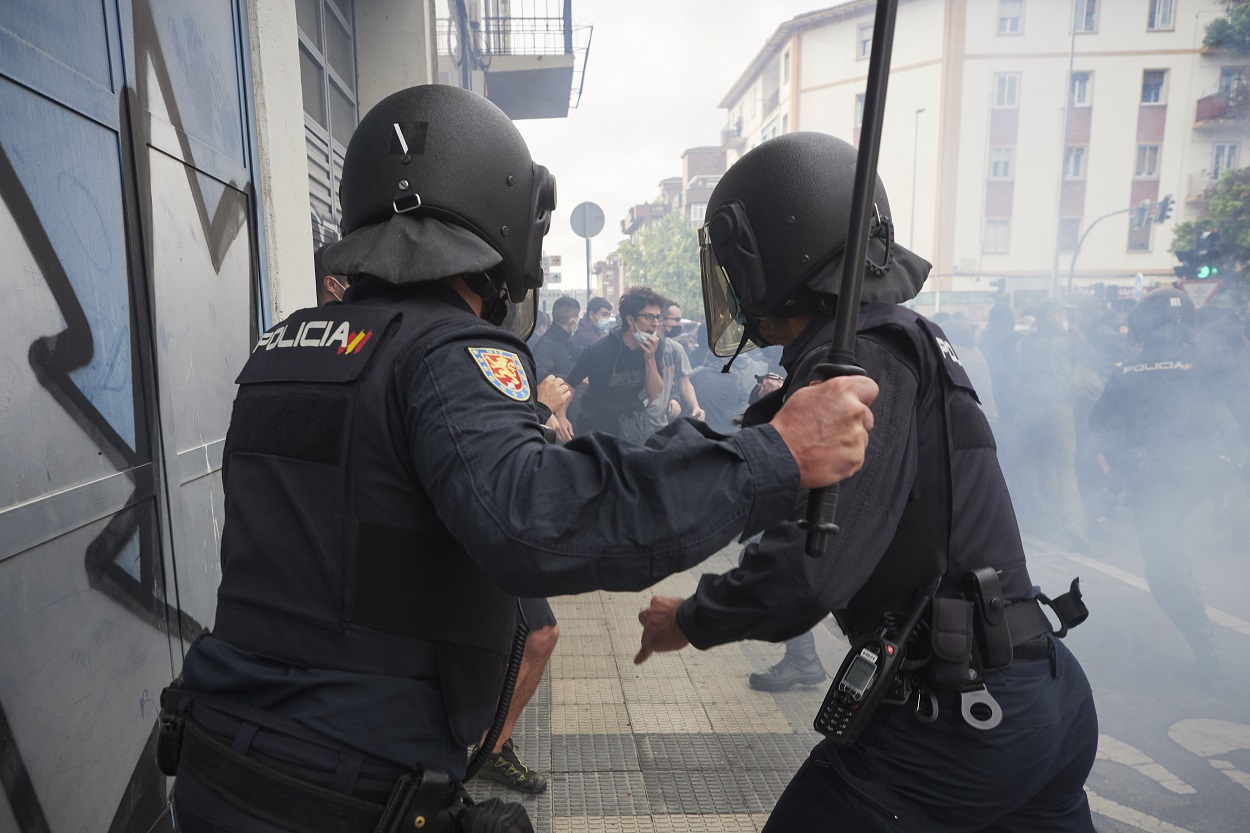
[{"xmin": 800, "ymin": 0, "xmax": 899, "ymax": 557}]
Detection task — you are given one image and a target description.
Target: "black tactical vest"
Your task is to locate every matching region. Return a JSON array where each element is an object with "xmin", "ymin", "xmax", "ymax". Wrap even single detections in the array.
[
  {"xmin": 776, "ymin": 304, "xmax": 1032, "ymax": 637},
  {"xmin": 212, "ymin": 287, "xmax": 518, "ymax": 746}
]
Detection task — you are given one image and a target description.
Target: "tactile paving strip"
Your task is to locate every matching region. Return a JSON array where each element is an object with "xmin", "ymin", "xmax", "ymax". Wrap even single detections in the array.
[
  {"xmin": 703, "ymin": 701, "xmax": 793, "ymax": 735},
  {"xmin": 550, "ymin": 733, "xmax": 639, "ymax": 773},
  {"xmin": 552, "ymin": 654, "xmax": 618, "ymax": 679},
  {"xmin": 552, "ymin": 703, "xmax": 632, "ymax": 734},
  {"xmin": 650, "ymin": 814, "xmax": 763, "ymax": 833},
  {"xmin": 616, "ymin": 651, "xmax": 689, "ymax": 678},
  {"xmin": 764, "ymin": 688, "xmax": 827, "ymax": 734},
  {"xmin": 552, "ymin": 817, "xmax": 656, "ymax": 833},
  {"xmin": 641, "ymin": 771, "xmax": 746, "ymax": 815},
  {"xmin": 558, "ymin": 617, "xmax": 612, "ymax": 636},
  {"xmin": 626, "ymin": 703, "xmax": 712, "ymax": 734},
  {"xmin": 734, "ymin": 770, "xmax": 798, "ymax": 815},
  {"xmin": 550, "ymin": 597, "xmax": 607, "ymax": 619},
  {"xmin": 549, "ymin": 771, "xmax": 650, "ymax": 816},
  {"xmin": 560, "ymin": 633, "xmax": 616, "ymax": 655},
  {"xmin": 681, "ymin": 647, "xmax": 756, "ymax": 675},
  {"xmin": 634, "ymin": 733, "xmax": 731, "ymax": 771},
  {"xmin": 717, "ymin": 733, "xmax": 816, "ymax": 771},
  {"xmin": 553, "ymin": 677, "xmax": 624, "ymax": 706},
  {"xmin": 689, "ymin": 676, "xmax": 775, "ymax": 705},
  {"xmin": 619, "ymin": 674, "xmax": 702, "ymax": 705}
]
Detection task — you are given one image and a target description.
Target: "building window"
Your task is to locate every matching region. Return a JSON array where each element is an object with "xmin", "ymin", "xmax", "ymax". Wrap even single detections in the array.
[
  {"xmin": 782, "ymin": 114, "xmax": 789, "ymax": 133},
  {"xmin": 1141, "ymin": 70, "xmax": 1167, "ymax": 104},
  {"xmin": 1214, "ymin": 143, "xmax": 1240, "ymax": 180},
  {"xmin": 1074, "ymin": 0, "xmax": 1098, "ymax": 32},
  {"xmin": 1219, "ymin": 66, "xmax": 1247, "ymax": 95},
  {"xmin": 855, "ymin": 93, "xmax": 865, "ymax": 127},
  {"xmin": 690, "ymin": 203, "xmax": 707, "ymax": 225},
  {"xmin": 1135, "ymin": 144, "xmax": 1161, "ymax": 178},
  {"xmin": 994, "ymin": 73, "xmax": 1020, "ymax": 108},
  {"xmin": 984, "ymin": 219, "xmax": 1011, "ymax": 254},
  {"xmin": 989, "ymin": 146, "xmax": 1015, "ymax": 180},
  {"xmin": 1069, "ymin": 71, "xmax": 1092, "ymax": 106},
  {"xmin": 998, "ymin": 0, "xmax": 1024, "ymax": 35},
  {"xmin": 1064, "ymin": 145, "xmax": 1087, "ymax": 179},
  {"xmin": 858, "ymin": 23, "xmax": 873, "ymax": 59},
  {"xmin": 1148, "ymin": 0, "xmax": 1175, "ymax": 31},
  {"xmin": 783, "ymin": 50, "xmax": 790, "ymax": 83}
]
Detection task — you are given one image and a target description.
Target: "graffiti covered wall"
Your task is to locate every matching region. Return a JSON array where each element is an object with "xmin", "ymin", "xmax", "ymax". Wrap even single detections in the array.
[{"xmin": 0, "ymin": 0, "xmax": 260, "ymax": 830}]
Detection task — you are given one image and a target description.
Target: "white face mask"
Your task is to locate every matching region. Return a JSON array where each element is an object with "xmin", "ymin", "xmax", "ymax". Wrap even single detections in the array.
[
  {"xmin": 328, "ymin": 276, "xmax": 349, "ymax": 303},
  {"xmin": 633, "ymin": 328, "xmax": 654, "ymax": 344}
]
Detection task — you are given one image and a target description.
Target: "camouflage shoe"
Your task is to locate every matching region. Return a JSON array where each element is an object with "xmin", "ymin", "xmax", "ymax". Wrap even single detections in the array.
[{"xmin": 475, "ymin": 739, "xmax": 548, "ymax": 794}]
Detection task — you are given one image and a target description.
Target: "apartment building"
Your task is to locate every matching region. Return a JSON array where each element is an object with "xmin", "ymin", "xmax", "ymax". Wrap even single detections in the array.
[{"xmin": 717, "ymin": 0, "xmax": 1248, "ymax": 309}]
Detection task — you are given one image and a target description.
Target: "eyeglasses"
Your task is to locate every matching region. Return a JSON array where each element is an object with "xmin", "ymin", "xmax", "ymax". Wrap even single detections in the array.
[
  {"xmin": 664, "ymin": 317, "xmax": 682, "ymax": 323},
  {"xmin": 633, "ymin": 313, "xmax": 661, "ymax": 322}
]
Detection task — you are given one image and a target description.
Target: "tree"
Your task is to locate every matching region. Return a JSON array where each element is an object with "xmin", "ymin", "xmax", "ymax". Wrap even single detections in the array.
[
  {"xmin": 617, "ymin": 209, "xmax": 703, "ymax": 317},
  {"xmin": 1204, "ymin": 2, "xmax": 1250, "ymax": 54},
  {"xmin": 1170, "ymin": 166, "xmax": 1250, "ymax": 298}
]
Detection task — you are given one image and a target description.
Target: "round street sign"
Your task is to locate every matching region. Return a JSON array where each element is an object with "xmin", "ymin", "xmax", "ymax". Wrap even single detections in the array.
[{"xmin": 571, "ymin": 202, "xmax": 605, "ymax": 239}]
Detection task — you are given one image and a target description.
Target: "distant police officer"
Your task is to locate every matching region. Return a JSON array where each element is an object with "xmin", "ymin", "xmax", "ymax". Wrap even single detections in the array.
[
  {"xmin": 636, "ymin": 133, "xmax": 1098, "ymax": 831},
  {"xmin": 1091, "ymin": 288, "xmax": 1225, "ymax": 669},
  {"xmin": 160, "ymin": 88, "xmax": 879, "ymax": 833}
]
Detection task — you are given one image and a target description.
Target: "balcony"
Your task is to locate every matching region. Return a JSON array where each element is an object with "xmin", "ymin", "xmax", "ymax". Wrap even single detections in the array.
[
  {"xmin": 1186, "ymin": 171, "xmax": 1216, "ymax": 204},
  {"xmin": 1194, "ymin": 90, "xmax": 1250, "ymax": 129},
  {"xmin": 721, "ymin": 119, "xmax": 746, "ymax": 150},
  {"xmin": 438, "ymin": 1, "xmax": 593, "ymax": 120}
]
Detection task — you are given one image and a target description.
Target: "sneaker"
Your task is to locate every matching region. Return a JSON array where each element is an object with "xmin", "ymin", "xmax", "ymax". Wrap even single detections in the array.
[
  {"xmin": 474, "ymin": 739, "xmax": 549, "ymax": 794},
  {"xmin": 748, "ymin": 656, "xmax": 827, "ymax": 692}
]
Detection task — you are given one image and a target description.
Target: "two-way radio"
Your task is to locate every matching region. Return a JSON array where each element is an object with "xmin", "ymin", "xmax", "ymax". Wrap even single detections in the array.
[{"xmin": 814, "ymin": 593, "xmax": 929, "ymax": 747}]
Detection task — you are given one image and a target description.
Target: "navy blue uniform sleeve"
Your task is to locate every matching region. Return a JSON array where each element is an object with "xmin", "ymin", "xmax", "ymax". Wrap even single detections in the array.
[
  {"xmin": 675, "ymin": 335, "xmax": 919, "ymax": 649},
  {"xmin": 404, "ymin": 328, "xmax": 800, "ymax": 597}
]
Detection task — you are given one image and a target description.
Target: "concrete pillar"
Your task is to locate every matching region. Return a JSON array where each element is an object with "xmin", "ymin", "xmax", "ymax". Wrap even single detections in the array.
[
  {"xmin": 356, "ymin": 0, "xmax": 438, "ymax": 113},
  {"xmin": 247, "ymin": 0, "xmax": 317, "ymax": 322}
]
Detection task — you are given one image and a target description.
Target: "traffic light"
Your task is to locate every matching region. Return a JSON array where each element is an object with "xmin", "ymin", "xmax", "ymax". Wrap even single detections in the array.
[
  {"xmin": 1173, "ymin": 248, "xmax": 1198, "ymax": 280},
  {"xmin": 1196, "ymin": 230, "xmax": 1220, "ymax": 279},
  {"xmin": 1155, "ymin": 194, "xmax": 1173, "ymax": 224},
  {"xmin": 1132, "ymin": 201, "xmax": 1151, "ymax": 230}
]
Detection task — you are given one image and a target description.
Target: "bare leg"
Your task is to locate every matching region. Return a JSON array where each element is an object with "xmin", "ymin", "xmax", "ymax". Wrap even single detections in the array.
[{"xmin": 492, "ymin": 624, "xmax": 559, "ymax": 752}]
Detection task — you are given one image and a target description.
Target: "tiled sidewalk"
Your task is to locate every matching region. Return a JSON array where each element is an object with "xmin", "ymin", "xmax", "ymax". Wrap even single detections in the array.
[{"xmin": 465, "ymin": 547, "xmax": 851, "ymax": 833}]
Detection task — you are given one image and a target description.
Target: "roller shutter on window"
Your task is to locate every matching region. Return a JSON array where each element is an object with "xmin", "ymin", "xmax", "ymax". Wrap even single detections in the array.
[{"xmin": 297, "ymin": 0, "xmax": 357, "ymax": 247}]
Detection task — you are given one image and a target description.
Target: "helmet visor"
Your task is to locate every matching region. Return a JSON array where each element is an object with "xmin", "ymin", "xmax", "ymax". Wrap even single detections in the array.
[
  {"xmin": 699, "ymin": 224, "xmax": 758, "ymax": 357},
  {"xmin": 502, "ymin": 289, "xmax": 538, "ymax": 341}
]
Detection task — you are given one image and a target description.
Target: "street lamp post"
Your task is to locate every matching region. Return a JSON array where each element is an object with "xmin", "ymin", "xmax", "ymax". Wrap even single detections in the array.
[{"xmin": 910, "ymin": 107, "xmax": 926, "ymax": 250}]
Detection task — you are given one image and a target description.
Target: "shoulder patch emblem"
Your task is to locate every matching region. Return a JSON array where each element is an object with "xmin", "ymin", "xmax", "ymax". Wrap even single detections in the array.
[{"xmin": 467, "ymin": 347, "xmax": 531, "ymax": 401}]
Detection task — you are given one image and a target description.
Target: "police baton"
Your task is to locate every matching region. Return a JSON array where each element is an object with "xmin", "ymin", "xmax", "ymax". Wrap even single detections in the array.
[{"xmin": 800, "ymin": 0, "xmax": 899, "ymax": 557}]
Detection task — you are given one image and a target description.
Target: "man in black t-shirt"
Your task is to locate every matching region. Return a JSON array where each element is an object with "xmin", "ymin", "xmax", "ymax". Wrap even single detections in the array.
[{"xmin": 565, "ymin": 287, "xmax": 665, "ymax": 442}]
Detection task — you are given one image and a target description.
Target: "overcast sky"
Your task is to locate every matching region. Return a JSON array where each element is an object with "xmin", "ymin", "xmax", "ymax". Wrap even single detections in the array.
[{"xmin": 510, "ymin": 0, "xmax": 828, "ymax": 296}]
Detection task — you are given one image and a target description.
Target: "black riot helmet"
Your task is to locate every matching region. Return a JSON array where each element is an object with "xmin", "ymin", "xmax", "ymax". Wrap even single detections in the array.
[
  {"xmin": 699, "ymin": 132, "xmax": 930, "ymax": 356},
  {"xmin": 336, "ymin": 84, "xmax": 557, "ymax": 303},
  {"xmin": 1128, "ymin": 287, "xmax": 1196, "ymax": 343}
]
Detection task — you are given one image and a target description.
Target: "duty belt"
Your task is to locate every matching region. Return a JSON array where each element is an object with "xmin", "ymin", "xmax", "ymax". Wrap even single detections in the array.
[{"xmin": 179, "ymin": 719, "xmax": 393, "ymax": 833}]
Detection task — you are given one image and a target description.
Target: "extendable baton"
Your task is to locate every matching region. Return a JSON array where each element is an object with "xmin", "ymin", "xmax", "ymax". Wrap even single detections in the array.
[{"xmin": 799, "ymin": 0, "xmax": 900, "ymax": 557}]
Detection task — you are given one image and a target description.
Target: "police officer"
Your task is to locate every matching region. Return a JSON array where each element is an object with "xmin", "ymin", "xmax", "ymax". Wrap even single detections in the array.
[
  {"xmin": 162, "ymin": 88, "xmax": 878, "ymax": 833},
  {"xmin": 636, "ymin": 133, "xmax": 1098, "ymax": 831},
  {"xmin": 1090, "ymin": 289, "xmax": 1225, "ymax": 669}
]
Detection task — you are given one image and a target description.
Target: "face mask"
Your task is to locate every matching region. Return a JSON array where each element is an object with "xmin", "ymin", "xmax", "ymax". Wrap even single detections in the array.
[
  {"xmin": 595, "ymin": 317, "xmax": 612, "ymax": 333},
  {"xmin": 482, "ymin": 293, "xmax": 509, "ymax": 327},
  {"xmin": 328, "ymin": 276, "xmax": 349, "ymax": 303},
  {"xmin": 666, "ymin": 325, "xmax": 682, "ymax": 338},
  {"xmin": 633, "ymin": 328, "xmax": 654, "ymax": 345}
]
